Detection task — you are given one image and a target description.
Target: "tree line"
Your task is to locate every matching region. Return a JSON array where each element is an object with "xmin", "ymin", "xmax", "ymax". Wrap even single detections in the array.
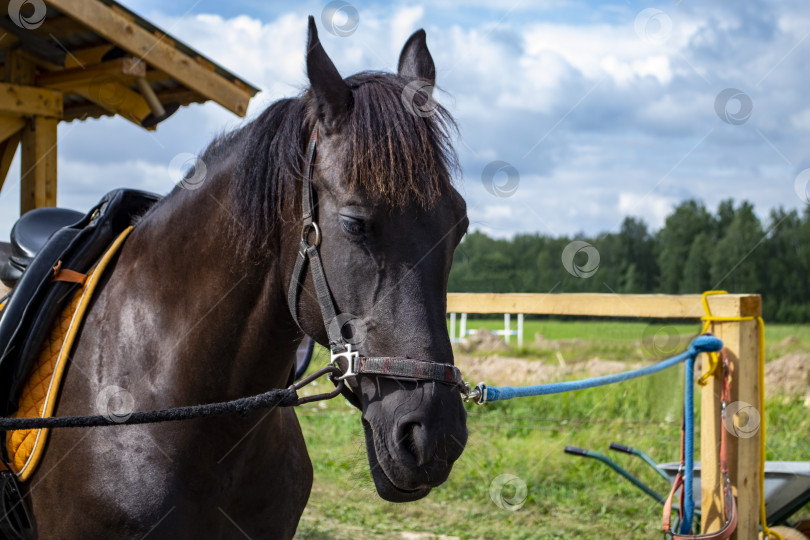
[{"xmin": 448, "ymin": 199, "xmax": 810, "ymax": 322}]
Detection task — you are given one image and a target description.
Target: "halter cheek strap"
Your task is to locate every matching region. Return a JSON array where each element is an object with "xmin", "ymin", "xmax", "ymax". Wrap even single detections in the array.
[{"xmin": 286, "ymin": 124, "xmax": 467, "ymax": 409}]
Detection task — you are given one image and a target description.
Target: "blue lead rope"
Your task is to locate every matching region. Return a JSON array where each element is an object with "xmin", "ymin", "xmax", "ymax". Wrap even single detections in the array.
[
  {"xmin": 468, "ymin": 334, "xmax": 724, "ymax": 534},
  {"xmin": 682, "ymin": 345, "xmax": 697, "ymax": 533},
  {"xmin": 473, "ymin": 334, "xmax": 723, "ymax": 403}
]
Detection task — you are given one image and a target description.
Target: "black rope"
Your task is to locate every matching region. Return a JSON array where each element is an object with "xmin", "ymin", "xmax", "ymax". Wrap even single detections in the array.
[{"xmin": 0, "ymin": 387, "xmax": 299, "ymax": 431}]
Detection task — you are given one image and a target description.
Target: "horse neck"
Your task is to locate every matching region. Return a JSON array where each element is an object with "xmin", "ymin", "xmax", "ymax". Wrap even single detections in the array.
[{"xmin": 122, "ymin": 177, "xmax": 300, "ymax": 395}]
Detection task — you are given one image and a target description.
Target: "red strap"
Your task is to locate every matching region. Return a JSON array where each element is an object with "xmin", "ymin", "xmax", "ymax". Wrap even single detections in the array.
[
  {"xmin": 662, "ymin": 473, "xmax": 684, "ymax": 531},
  {"xmin": 667, "ymin": 490, "xmax": 737, "ymax": 540},
  {"xmin": 51, "ymin": 260, "xmax": 87, "ymax": 285}
]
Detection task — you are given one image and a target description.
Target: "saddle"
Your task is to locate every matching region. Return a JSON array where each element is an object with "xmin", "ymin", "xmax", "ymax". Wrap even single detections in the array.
[
  {"xmin": 0, "ymin": 189, "xmax": 160, "ymax": 418},
  {"xmin": 0, "ymin": 208, "xmax": 84, "ymax": 288}
]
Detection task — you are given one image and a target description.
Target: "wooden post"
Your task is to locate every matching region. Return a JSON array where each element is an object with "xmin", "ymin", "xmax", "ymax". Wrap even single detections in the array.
[
  {"xmin": 20, "ymin": 115, "xmax": 57, "ymax": 213},
  {"xmin": 0, "ymin": 131, "xmax": 22, "ymax": 194},
  {"xmin": 504, "ymin": 313, "xmax": 510, "ymax": 344},
  {"xmin": 449, "ymin": 313, "xmax": 456, "ymax": 343},
  {"xmin": 3, "ymin": 49, "xmax": 58, "ymax": 214},
  {"xmin": 700, "ymin": 295, "xmax": 761, "ymax": 539}
]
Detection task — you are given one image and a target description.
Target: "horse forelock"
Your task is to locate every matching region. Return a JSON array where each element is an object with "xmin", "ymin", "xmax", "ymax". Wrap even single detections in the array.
[{"xmin": 196, "ymin": 71, "xmax": 457, "ymax": 260}]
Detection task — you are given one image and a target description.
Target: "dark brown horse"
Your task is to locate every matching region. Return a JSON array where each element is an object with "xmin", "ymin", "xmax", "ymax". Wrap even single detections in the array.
[{"xmin": 23, "ymin": 17, "xmax": 468, "ymax": 539}]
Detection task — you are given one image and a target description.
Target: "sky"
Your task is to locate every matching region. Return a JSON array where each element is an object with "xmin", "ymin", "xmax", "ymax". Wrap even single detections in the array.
[{"xmin": 1, "ymin": 0, "xmax": 809, "ymax": 240}]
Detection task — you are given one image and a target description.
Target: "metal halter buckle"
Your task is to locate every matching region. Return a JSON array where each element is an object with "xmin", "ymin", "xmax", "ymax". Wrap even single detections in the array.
[
  {"xmin": 301, "ymin": 222, "xmax": 321, "ymax": 247},
  {"xmin": 331, "ymin": 344, "xmax": 360, "ymax": 380},
  {"xmin": 462, "ymin": 382, "xmax": 485, "ymax": 405}
]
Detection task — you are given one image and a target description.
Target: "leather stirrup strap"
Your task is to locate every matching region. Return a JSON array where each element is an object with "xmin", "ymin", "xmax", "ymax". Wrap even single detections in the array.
[{"xmin": 51, "ymin": 260, "xmax": 87, "ymax": 285}]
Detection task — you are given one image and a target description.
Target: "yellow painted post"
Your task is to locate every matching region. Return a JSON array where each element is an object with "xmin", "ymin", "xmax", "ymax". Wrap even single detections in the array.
[{"xmin": 700, "ymin": 295, "xmax": 762, "ymax": 539}]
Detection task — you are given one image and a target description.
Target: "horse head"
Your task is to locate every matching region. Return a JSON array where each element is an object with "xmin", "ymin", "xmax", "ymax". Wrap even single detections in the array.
[{"xmin": 287, "ymin": 18, "xmax": 469, "ymax": 502}]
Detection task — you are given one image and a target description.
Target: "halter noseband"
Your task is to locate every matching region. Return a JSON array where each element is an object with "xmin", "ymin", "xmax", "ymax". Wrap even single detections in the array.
[{"xmin": 286, "ymin": 124, "xmax": 468, "ymax": 407}]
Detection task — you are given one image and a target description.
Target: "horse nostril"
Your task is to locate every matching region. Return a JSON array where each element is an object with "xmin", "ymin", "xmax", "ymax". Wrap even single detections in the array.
[{"xmin": 397, "ymin": 422, "xmax": 430, "ymax": 466}]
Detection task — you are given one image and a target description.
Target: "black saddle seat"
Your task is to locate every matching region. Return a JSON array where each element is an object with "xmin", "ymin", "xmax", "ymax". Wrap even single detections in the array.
[
  {"xmin": 0, "ymin": 208, "xmax": 83, "ymax": 288},
  {"xmin": 11, "ymin": 208, "xmax": 84, "ymax": 260}
]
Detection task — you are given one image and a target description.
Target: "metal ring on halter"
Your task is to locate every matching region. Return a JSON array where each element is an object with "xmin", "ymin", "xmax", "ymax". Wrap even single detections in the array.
[{"xmin": 301, "ymin": 222, "xmax": 321, "ymax": 247}]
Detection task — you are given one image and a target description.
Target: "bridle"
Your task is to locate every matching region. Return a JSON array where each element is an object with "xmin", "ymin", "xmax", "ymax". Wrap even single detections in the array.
[{"xmin": 286, "ymin": 123, "xmax": 469, "ymax": 408}]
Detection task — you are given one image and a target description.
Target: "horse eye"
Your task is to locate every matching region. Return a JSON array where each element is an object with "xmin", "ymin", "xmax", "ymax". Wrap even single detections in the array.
[{"xmin": 340, "ymin": 216, "xmax": 365, "ymax": 236}]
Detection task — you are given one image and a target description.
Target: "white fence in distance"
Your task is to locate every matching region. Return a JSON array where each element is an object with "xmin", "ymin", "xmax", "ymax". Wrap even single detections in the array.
[{"xmin": 449, "ymin": 313, "xmax": 524, "ymax": 347}]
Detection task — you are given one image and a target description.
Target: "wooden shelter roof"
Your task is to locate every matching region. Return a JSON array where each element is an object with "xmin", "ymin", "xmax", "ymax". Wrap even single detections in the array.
[
  {"xmin": 1, "ymin": 0, "xmax": 259, "ymax": 125},
  {"xmin": 0, "ymin": 0, "xmax": 259, "ymax": 212}
]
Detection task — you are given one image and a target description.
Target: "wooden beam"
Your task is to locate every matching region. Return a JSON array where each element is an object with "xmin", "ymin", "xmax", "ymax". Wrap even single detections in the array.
[
  {"xmin": 44, "ymin": 0, "xmax": 254, "ymax": 116},
  {"xmin": 145, "ymin": 68, "xmax": 172, "ymax": 83},
  {"xmin": 64, "ymin": 44, "xmax": 115, "ymax": 69},
  {"xmin": 0, "ymin": 114, "xmax": 25, "ymax": 143},
  {"xmin": 20, "ymin": 116, "xmax": 57, "ymax": 213},
  {"xmin": 445, "ymin": 293, "xmax": 761, "ymax": 319},
  {"xmin": 70, "ymin": 79, "xmax": 152, "ymax": 128},
  {"xmin": 4, "ymin": 49, "xmax": 36, "ymax": 85},
  {"xmin": 37, "ymin": 57, "xmax": 145, "ymax": 90},
  {"xmin": 0, "ymin": 82, "xmax": 63, "ymax": 118},
  {"xmin": 62, "ymin": 87, "xmax": 204, "ymax": 122},
  {"xmin": 0, "ymin": 131, "xmax": 21, "ymax": 196}
]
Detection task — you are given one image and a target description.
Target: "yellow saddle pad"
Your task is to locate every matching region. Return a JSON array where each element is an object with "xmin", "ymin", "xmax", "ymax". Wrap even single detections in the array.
[{"xmin": 5, "ymin": 227, "xmax": 132, "ymax": 481}]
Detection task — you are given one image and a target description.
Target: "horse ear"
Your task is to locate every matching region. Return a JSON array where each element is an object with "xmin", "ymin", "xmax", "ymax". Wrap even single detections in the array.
[
  {"xmin": 397, "ymin": 29, "xmax": 436, "ymax": 86},
  {"xmin": 306, "ymin": 16, "xmax": 353, "ymax": 125}
]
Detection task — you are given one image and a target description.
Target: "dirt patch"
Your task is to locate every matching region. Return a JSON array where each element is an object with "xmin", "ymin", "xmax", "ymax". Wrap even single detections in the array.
[
  {"xmin": 534, "ymin": 333, "xmax": 585, "ymax": 350},
  {"xmin": 765, "ymin": 353, "xmax": 810, "ymax": 400},
  {"xmin": 457, "ymin": 328, "xmax": 509, "ymax": 354},
  {"xmin": 455, "ymin": 353, "xmax": 644, "ymax": 387},
  {"xmin": 580, "ymin": 358, "xmax": 643, "ymax": 377}
]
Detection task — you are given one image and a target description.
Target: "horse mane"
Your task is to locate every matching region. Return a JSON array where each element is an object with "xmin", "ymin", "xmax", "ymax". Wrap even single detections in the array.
[{"xmin": 213, "ymin": 70, "xmax": 458, "ymax": 258}]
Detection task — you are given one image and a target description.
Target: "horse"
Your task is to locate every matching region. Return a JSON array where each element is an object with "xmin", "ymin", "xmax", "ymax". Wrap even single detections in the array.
[{"xmin": 20, "ymin": 16, "xmax": 469, "ymax": 539}]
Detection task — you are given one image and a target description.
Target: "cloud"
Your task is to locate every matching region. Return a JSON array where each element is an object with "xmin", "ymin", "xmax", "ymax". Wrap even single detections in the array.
[
  {"xmin": 1, "ymin": 1, "xmax": 808, "ymax": 244},
  {"xmin": 618, "ymin": 192, "xmax": 678, "ymax": 229}
]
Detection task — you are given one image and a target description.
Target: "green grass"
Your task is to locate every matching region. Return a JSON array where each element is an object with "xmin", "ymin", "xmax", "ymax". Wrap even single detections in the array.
[{"xmin": 294, "ymin": 320, "xmax": 810, "ymax": 539}]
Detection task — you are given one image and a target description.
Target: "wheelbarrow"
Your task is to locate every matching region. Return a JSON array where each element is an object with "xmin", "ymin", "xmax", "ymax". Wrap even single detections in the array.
[
  {"xmin": 657, "ymin": 460, "xmax": 810, "ymax": 526},
  {"xmin": 565, "ymin": 443, "xmax": 810, "ymax": 534}
]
